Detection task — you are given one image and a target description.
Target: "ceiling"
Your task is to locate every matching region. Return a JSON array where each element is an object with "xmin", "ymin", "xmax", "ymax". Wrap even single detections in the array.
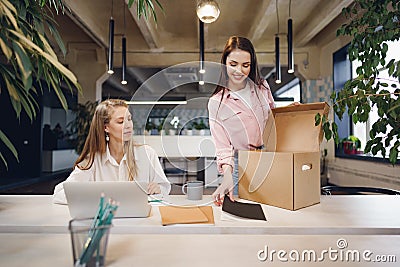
[{"xmin": 60, "ymin": 0, "xmax": 353, "ymax": 100}]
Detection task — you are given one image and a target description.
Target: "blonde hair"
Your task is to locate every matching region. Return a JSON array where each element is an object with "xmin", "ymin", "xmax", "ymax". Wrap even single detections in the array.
[{"xmin": 74, "ymin": 99, "xmax": 138, "ymax": 181}]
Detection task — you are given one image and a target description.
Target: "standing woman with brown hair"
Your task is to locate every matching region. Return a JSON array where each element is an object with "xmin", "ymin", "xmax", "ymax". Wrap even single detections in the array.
[
  {"xmin": 208, "ymin": 36, "xmax": 275, "ymax": 206},
  {"xmin": 53, "ymin": 99, "xmax": 171, "ymax": 204}
]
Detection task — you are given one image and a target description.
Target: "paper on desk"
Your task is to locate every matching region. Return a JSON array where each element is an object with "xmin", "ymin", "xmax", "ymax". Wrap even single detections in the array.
[
  {"xmin": 220, "ymin": 210, "xmax": 266, "ymax": 222},
  {"xmin": 221, "ymin": 195, "xmax": 267, "ymax": 221},
  {"xmin": 159, "ymin": 206, "xmax": 214, "ymax": 225}
]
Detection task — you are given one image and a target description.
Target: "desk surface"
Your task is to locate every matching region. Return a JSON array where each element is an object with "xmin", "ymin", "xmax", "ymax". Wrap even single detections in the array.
[
  {"xmin": 1, "ymin": 234, "xmax": 399, "ymax": 266},
  {"xmin": 0, "ymin": 195, "xmax": 399, "ymax": 235}
]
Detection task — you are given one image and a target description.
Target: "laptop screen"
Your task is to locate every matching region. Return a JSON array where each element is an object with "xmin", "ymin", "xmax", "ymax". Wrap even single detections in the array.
[{"xmin": 64, "ymin": 181, "xmax": 151, "ymax": 218}]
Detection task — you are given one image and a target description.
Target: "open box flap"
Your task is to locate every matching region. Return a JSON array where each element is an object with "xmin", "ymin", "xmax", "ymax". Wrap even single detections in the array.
[{"xmin": 263, "ymin": 102, "xmax": 329, "ymax": 152}]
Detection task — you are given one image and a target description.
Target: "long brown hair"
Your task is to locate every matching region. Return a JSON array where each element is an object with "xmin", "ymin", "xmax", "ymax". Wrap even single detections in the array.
[
  {"xmin": 212, "ymin": 36, "xmax": 263, "ymax": 95},
  {"xmin": 212, "ymin": 36, "xmax": 266, "ymax": 106},
  {"xmin": 74, "ymin": 99, "xmax": 138, "ymax": 181}
]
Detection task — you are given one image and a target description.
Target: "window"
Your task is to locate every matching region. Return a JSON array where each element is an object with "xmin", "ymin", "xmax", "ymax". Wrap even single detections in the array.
[
  {"xmin": 274, "ymin": 78, "xmax": 301, "ymax": 107},
  {"xmin": 334, "ymin": 41, "xmax": 400, "ymax": 161},
  {"xmin": 352, "ymin": 40, "xmax": 400, "ymax": 157}
]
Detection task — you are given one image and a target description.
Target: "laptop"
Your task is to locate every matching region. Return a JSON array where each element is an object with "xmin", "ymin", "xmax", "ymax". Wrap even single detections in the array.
[{"xmin": 64, "ymin": 181, "xmax": 151, "ymax": 218}]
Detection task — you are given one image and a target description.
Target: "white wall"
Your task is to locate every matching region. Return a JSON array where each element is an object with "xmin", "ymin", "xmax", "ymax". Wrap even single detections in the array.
[{"xmin": 327, "ymin": 158, "xmax": 400, "ymax": 190}]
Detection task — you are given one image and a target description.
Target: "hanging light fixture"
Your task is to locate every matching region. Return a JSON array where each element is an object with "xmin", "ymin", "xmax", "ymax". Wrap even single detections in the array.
[
  {"xmin": 287, "ymin": 0, "xmax": 294, "ymax": 73},
  {"xmin": 275, "ymin": 0, "xmax": 281, "ymax": 84},
  {"xmin": 199, "ymin": 20, "xmax": 205, "ymax": 76},
  {"xmin": 275, "ymin": 35, "xmax": 281, "ymax": 84},
  {"xmin": 196, "ymin": 0, "xmax": 220, "ymax": 23},
  {"xmin": 121, "ymin": 36, "xmax": 127, "ymax": 85},
  {"xmin": 121, "ymin": 0, "xmax": 127, "ymax": 85},
  {"xmin": 107, "ymin": 0, "xmax": 114, "ymax": 74}
]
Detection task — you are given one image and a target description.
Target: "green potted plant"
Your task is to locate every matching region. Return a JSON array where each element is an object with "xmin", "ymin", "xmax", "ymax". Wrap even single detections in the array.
[
  {"xmin": 0, "ymin": 0, "xmax": 164, "ymax": 168},
  {"xmin": 194, "ymin": 119, "xmax": 207, "ymax": 135},
  {"xmin": 316, "ymin": 0, "xmax": 400, "ymax": 164},
  {"xmin": 145, "ymin": 119, "xmax": 156, "ymax": 135},
  {"xmin": 185, "ymin": 121, "xmax": 193, "ymax": 136},
  {"xmin": 157, "ymin": 118, "xmax": 166, "ymax": 135},
  {"xmin": 341, "ymin": 135, "xmax": 362, "ymax": 155},
  {"xmin": 0, "ymin": 0, "xmax": 81, "ymax": 169}
]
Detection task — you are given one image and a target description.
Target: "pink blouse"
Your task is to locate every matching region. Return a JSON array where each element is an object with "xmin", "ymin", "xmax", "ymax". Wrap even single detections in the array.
[{"xmin": 208, "ymin": 80, "xmax": 275, "ymax": 173}]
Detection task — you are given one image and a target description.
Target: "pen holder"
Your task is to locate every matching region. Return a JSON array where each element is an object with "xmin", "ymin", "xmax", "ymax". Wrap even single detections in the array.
[{"xmin": 69, "ymin": 218, "xmax": 112, "ymax": 267}]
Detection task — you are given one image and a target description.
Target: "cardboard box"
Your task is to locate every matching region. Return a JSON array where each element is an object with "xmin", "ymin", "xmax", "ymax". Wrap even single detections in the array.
[{"xmin": 238, "ymin": 102, "xmax": 329, "ymax": 210}]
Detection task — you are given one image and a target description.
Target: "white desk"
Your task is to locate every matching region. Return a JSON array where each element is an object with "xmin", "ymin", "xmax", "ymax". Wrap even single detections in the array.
[
  {"xmin": 0, "ymin": 195, "xmax": 399, "ymax": 235},
  {"xmin": 1, "ymin": 234, "xmax": 399, "ymax": 266}
]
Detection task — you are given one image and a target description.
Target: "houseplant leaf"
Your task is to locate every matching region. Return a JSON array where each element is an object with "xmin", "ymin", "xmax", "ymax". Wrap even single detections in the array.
[{"xmin": 0, "ymin": 129, "xmax": 19, "ymax": 169}]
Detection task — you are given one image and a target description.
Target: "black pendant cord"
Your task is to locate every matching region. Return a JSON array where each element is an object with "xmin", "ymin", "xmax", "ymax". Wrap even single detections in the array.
[
  {"xmin": 275, "ymin": 35, "xmax": 281, "ymax": 84},
  {"xmin": 121, "ymin": 0, "xmax": 127, "ymax": 84},
  {"xmin": 199, "ymin": 20, "xmax": 205, "ymax": 73},
  {"xmin": 288, "ymin": 0, "xmax": 294, "ymax": 73},
  {"xmin": 107, "ymin": 0, "xmax": 115, "ymax": 74},
  {"xmin": 275, "ymin": 0, "xmax": 281, "ymax": 84},
  {"xmin": 199, "ymin": 20, "xmax": 205, "ymax": 85}
]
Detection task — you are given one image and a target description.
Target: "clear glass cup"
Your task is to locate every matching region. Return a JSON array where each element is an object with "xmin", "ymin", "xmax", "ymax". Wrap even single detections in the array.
[{"xmin": 69, "ymin": 218, "xmax": 112, "ymax": 267}]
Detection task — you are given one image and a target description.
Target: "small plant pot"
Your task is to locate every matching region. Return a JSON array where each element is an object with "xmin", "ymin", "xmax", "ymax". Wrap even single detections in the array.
[{"xmin": 343, "ymin": 141, "xmax": 356, "ymax": 154}]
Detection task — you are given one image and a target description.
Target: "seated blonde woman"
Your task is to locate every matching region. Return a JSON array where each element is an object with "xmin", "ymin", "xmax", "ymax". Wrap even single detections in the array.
[{"xmin": 53, "ymin": 99, "xmax": 171, "ymax": 204}]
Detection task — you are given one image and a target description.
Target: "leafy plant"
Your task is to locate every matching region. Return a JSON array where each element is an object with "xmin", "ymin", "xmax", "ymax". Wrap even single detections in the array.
[
  {"xmin": 185, "ymin": 121, "xmax": 193, "ymax": 130},
  {"xmin": 193, "ymin": 119, "xmax": 207, "ymax": 130},
  {"xmin": 0, "ymin": 0, "xmax": 81, "ymax": 169},
  {"xmin": 157, "ymin": 118, "xmax": 165, "ymax": 131},
  {"xmin": 67, "ymin": 101, "xmax": 98, "ymax": 155},
  {"xmin": 338, "ymin": 135, "xmax": 362, "ymax": 154},
  {"xmin": 127, "ymin": 0, "xmax": 163, "ymax": 22},
  {"xmin": 346, "ymin": 135, "xmax": 361, "ymax": 150},
  {"xmin": 316, "ymin": 0, "xmax": 400, "ymax": 164},
  {"xmin": 145, "ymin": 119, "xmax": 156, "ymax": 131},
  {"xmin": 0, "ymin": 0, "xmax": 164, "ymax": 169}
]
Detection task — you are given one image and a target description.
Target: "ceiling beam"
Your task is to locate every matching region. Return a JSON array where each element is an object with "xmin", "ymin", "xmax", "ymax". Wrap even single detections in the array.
[
  {"xmin": 63, "ymin": 0, "xmax": 107, "ymax": 48},
  {"xmin": 248, "ymin": 0, "xmax": 276, "ymax": 43},
  {"xmin": 296, "ymin": 0, "xmax": 353, "ymax": 47},
  {"xmin": 126, "ymin": 0, "xmax": 160, "ymax": 49}
]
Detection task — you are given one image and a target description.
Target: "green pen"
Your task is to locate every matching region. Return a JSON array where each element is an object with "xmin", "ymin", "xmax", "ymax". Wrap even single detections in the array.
[
  {"xmin": 148, "ymin": 199, "xmax": 162, "ymax": 203},
  {"xmin": 80, "ymin": 199, "xmax": 118, "ymax": 265},
  {"xmin": 89, "ymin": 193, "xmax": 105, "ymax": 236}
]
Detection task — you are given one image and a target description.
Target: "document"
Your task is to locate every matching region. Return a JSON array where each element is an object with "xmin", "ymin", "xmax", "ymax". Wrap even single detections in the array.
[{"xmin": 159, "ymin": 206, "xmax": 214, "ymax": 225}]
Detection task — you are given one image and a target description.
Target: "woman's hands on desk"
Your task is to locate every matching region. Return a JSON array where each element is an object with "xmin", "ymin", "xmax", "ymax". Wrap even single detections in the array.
[
  {"xmin": 148, "ymin": 182, "xmax": 161, "ymax": 195},
  {"xmin": 212, "ymin": 165, "xmax": 234, "ymax": 206}
]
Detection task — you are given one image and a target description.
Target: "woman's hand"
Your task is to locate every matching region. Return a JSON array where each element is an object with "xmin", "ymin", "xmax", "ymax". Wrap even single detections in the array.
[
  {"xmin": 288, "ymin": 102, "xmax": 301, "ymax": 106},
  {"xmin": 212, "ymin": 166, "xmax": 234, "ymax": 206},
  {"xmin": 148, "ymin": 182, "xmax": 161, "ymax": 195}
]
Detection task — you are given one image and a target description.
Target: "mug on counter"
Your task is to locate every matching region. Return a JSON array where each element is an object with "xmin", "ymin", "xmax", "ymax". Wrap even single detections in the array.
[{"xmin": 182, "ymin": 181, "xmax": 203, "ymax": 200}]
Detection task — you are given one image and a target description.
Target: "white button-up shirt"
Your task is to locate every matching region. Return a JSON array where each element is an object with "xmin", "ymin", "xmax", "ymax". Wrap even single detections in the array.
[{"xmin": 53, "ymin": 144, "xmax": 171, "ymax": 204}]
